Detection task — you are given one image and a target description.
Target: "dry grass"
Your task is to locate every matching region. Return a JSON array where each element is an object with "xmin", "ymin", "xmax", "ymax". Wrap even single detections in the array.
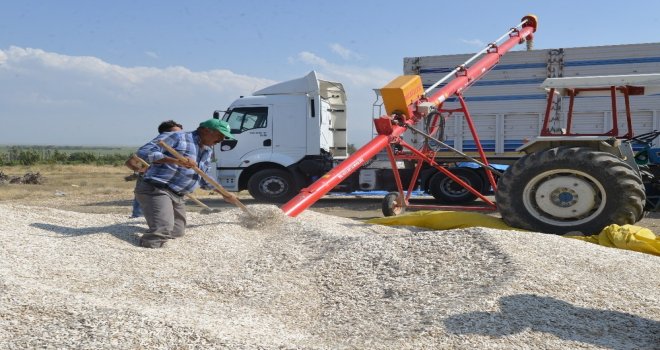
[
  {"xmin": 0, "ymin": 165, "xmax": 134, "ymax": 207},
  {"xmin": 0, "ymin": 165, "xmax": 246, "ymax": 215}
]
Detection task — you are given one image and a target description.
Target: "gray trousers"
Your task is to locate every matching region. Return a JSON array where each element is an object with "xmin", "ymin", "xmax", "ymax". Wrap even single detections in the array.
[{"xmin": 135, "ymin": 180, "xmax": 187, "ymax": 248}]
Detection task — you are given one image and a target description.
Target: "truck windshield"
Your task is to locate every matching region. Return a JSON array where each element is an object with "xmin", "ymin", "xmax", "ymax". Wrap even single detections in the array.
[{"xmin": 222, "ymin": 107, "xmax": 268, "ymax": 134}]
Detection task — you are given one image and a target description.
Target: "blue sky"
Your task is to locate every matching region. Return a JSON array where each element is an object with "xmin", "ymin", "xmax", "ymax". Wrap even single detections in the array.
[{"xmin": 1, "ymin": 1, "xmax": 659, "ymax": 147}]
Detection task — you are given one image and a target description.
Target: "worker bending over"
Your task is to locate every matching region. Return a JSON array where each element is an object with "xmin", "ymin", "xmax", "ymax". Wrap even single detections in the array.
[{"xmin": 135, "ymin": 118, "xmax": 235, "ymax": 248}]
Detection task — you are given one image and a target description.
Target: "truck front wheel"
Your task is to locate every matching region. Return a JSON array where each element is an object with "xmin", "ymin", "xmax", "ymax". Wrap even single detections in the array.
[
  {"xmin": 495, "ymin": 147, "xmax": 645, "ymax": 234},
  {"xmin": 247, "ymin": 169, "xmax": 298, "ymax": 203}
]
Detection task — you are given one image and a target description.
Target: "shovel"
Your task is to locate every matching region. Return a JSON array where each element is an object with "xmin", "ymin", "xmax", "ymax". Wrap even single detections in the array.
[
  {"xmin": 184, "ymin": 193, "xmax": 220, "ymax": 214},
  {"xmin": 131, "ymin": 154, "xmax": 219, "ymax": 214},
  {"xmin": 157, "ymin": 141, "xmax": 256, "ymax": 217}
]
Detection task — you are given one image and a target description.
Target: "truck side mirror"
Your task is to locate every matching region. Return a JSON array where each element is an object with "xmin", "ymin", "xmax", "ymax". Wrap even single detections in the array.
[{"xmin": 220, "ymin": 139, "xmax": 238, "ymax": 151}]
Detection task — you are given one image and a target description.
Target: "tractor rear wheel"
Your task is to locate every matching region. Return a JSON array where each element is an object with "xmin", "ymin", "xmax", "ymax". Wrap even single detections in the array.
[{"xmin": 495, "ymin": 147, "xmax": 645, "ymax": 234}]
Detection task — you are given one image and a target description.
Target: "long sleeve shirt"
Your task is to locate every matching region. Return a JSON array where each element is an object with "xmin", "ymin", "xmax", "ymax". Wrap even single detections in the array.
[{"xmin": 137, "ymin": 130, "xmax": 215, "ymax": 194}]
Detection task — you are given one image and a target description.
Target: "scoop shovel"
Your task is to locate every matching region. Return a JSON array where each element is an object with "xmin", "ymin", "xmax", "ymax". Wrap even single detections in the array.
[{"xmin": 158, "ymin": 141, "xmax": 256, "ymax": 217}]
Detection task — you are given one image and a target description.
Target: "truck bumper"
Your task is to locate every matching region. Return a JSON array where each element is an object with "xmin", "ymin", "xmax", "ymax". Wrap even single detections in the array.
[{"xmin": 216, "ymin": 168, "xmax": 242, "ymax": 192}]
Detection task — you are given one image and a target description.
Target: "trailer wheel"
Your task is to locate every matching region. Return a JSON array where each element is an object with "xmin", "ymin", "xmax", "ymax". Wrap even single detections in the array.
[
  {"xmin": 382, "ymin": 192, "xmax": 405, "ymax": 217},
  {"xmin": 428, "ymin": 168, "xmax": 483, "ymax": 204},
  {"xmin": 496, "ymin": 147, "xmax": 645, "ymax": 234},
  {"xmin": 247, "ymin": 169, "xmax": 298, "ymax": 203}
]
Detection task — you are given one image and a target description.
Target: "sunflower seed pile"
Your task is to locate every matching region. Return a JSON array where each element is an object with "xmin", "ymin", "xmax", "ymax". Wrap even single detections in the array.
[{"xmin": 0, "ymin": 203, "xmax": 658, "ymax": 349}]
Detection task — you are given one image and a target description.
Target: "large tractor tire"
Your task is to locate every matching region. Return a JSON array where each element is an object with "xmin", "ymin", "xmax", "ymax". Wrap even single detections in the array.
[
  {"xmin": 428, "ymin": 168, "xmax": 484, "ymax": 204},
  {"xmin": 495, "ymin": 147, "xmax": 645, "ymax": 235},
  {"xmin": 247, "ymin": 168, "xmax": 298, "ymax": 203}
]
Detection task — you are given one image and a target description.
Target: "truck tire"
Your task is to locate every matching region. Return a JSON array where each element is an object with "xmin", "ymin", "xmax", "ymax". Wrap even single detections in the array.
[
  {"xmin": 428, "ymin": 168, "xmax": 483, "ymax": 204},
  {"xmin": 382, "ymin": 192, "xmax": 405, "ymax": 216},
  {"xmin": 247, "ymin": 169, "xmax": 298, "ymax": 203},
  {"xmin": 496, "ymin": 147, "xmax": 645, "ymax": 234}
]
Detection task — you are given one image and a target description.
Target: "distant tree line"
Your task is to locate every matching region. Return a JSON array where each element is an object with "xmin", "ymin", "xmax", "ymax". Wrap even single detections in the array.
[
  {"xmin": 1, "ymin": 144, "xmax": 361, "ymax": 166},
  {"xmin": 0, "ymin": 146, "xmax": 132, "ymax": 166}
]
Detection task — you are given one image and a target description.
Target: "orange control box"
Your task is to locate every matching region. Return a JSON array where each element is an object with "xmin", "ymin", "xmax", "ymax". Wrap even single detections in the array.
[{"xmin": 380, "ymin": 75, "xmax": 424, "ymax": 118}]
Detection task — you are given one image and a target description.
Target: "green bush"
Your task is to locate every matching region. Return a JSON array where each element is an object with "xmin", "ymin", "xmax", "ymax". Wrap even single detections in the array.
[
  {"xmin": 18, "ymin": 149, "xmax": 41, "ymax": 166},
  {"xmin": 50, "ymin": 150, "xmax": 69, "ymax": 164},
  {"xmin": 0, "ymin": 146, "xmax": 132, "ymax": 166},
  {"xmin": 68, "ymin": 152, "xmax": 98, "ymax": 164}
]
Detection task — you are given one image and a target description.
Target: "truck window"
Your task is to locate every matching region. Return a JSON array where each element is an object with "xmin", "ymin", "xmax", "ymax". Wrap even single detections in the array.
[{"xmin": 222, "ymin": 107, "xmax": 268, "ymax": 134}]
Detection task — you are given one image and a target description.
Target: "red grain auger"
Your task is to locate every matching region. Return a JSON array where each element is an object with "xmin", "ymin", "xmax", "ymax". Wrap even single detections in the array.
[{"xmin": 282, "ymin": 15, "xmax": 538, "ymax": 217}]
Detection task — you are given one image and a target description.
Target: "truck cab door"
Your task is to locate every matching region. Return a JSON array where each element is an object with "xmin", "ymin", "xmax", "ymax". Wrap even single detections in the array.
[{"xmin": 219, "ymin": 106, "xmax": 271, "ymax": 166}]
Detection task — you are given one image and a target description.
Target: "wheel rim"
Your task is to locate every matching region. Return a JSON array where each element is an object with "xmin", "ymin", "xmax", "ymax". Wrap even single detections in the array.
[
  {"xmin": 384, "ymin": 193, "xmax": 404, "ymax": 216},
  {"xmin": 389, "ymin": 194, "xmax": 403, "ymax": 215},
  {"xmin": 259, "ymin": 176, "xmax": 287, "ymax": 196},
  {"xmin": 392, "ymin": 201, "xmax": 403, "ymax": 215},
  {"xmin": 523, "ymin": 169, "xmax": 606, "ymax": 226},
  {"xmin": 438, "ymin": 176, "xmax": 471, "ymax": 198}
]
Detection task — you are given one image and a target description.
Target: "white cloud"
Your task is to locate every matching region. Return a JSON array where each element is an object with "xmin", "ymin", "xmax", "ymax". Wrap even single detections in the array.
[
  {"xmin": 0, "ymin": 46, "xmax": 397, "ymax": 148},
  {"xmin": 0, "ymin": 46, "xmax": 275, "ymax": 146},
  {"xmin": 145, "ymin": 51, "xmax": 159, "ymax": 59},
  {"xmin": 294, "ymin": 51, "xmax": 395, "ymax": 88},
  {"xmin": 329, "ymin": 43, "xmax": 362, "ymax": 60},
  {"xmin": 460, "ymin": 39, "xmax": 485, "ymax": 47},
  {"xmin": 297, "ymin": 51, "xmax": 329, "ymax": 66}
]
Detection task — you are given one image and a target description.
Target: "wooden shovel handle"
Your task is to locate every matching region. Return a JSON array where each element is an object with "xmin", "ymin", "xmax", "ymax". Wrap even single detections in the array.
[
  {"xmin": 133, "ymin": 154, "xmax": 150, "ymax": 168},
  {"xmin": 132, "ymin": 154, "xmax": 211, "ymax": 210},
  {"xmin": 157, "ymin": 140, "xmax": 251, "ymax": 213},
  {"xmin": 184, "ymin": 193, "xmax": 212, "ymax": 210}
]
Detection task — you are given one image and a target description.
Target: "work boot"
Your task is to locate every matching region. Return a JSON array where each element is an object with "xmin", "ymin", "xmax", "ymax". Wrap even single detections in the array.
[{"xmin": 139, "ymin": 235, "xmax": 168, "ymax": 248}]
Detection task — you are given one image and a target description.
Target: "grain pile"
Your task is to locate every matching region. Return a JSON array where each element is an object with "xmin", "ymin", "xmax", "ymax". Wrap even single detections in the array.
[{"xmin": 0, "ymin": 203, "xmax": 658, "ymax": 349}]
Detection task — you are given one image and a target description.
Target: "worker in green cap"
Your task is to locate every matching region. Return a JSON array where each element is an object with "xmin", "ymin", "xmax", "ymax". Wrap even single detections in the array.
[{"xmin": 135, "ymin": 118, "xmax": 236, "ymax": 248}]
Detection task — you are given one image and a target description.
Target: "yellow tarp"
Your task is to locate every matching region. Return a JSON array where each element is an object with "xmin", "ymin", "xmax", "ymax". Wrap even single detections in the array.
[
  {"xmin": 566, "ymin": 224, "xmax": 660, "ymax": 256},
  {"xmin": 367, "ymin": 211, "xmax": 660, "ymax": 256},
  {"xmin": 366, "ymin": 210, "xmax": 520, "ymax": 231}
]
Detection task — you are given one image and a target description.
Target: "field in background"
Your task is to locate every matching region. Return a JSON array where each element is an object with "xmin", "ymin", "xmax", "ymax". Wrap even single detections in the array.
[
  {"xmin": 0, "ymin": 165, "xmax": 134, "ymax": 211},
  {"xmin": 0, "ymin": 145, "xmax": 140, "ymax": 166},
  {"xmin": 0, "ymin": 145, "xmax": 139, "ymax": 155},
  {"xmin": 0, "ymin": 164, "xmax": 227, "ymax": 215}
]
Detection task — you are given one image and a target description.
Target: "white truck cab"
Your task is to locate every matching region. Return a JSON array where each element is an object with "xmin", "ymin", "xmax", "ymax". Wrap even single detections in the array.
[{"xmin": 214, "ymin": 71, "xmax": 347, "ymax": 202}]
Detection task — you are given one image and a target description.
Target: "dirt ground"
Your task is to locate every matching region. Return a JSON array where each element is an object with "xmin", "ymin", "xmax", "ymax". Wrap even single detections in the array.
[{"xmin": 2, "ymin": 165, "xmax": 660, "ymax": 235}]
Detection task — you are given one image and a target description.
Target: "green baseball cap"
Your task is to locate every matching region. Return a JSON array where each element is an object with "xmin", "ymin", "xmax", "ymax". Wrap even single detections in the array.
[{"xmin": 199, "ymin": 119, "xmax": 233, "ymax": 140}]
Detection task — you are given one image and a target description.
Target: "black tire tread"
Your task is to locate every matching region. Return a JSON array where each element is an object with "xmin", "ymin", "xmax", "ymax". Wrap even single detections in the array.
[
  {"xmin": 247, "ymin": 168, "xmax": 297, "ymax": 203},
  {"xmin": 428, "ymin": 168, "xmax": 483, "ymax": 204},
  {"xmin": 382, "ymin": 192, "xmax": 405, "ymax": 217},
  {"xmin": 496, "ymin": 147, "xmax": 645, "ymax": 234}
]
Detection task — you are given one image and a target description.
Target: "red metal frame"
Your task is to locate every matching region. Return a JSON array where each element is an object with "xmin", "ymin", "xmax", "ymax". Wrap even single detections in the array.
[
  {"xmin": 396, "ymin": 137, "xmax": 497, "ymax": 211},
  {"xmin": 282, "ymin": 15, "xmax": 537, "ymax": 217},
  {"xmin": 387, "ymin": 93, "xmax": 499, "ymax": 212},
  {"xmin": 456, "ymin": 94, "xmax": 498, "ymax": 192},
  {"xmin": 540, "ymin": 86, "xmax": 636, "ymax": 138}
]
